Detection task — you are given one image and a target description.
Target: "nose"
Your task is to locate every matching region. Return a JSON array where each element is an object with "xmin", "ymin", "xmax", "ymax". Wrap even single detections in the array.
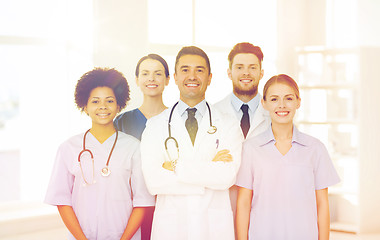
[
  {"xmin": 242, "ymin": 67, "xmax": 250, "ymax": 76},
  {"xmin": 278, "ymin": 99, "xmax": 285, "ymax": 108},
  {"xmin": 188, "ymin": 69, "xmax": 197, "ymax": 80},
  {"xmin": 99, "ymin": 101, "xmax": 107, "ymax": 109},
  {"xmin": 148, "ymin": 73, "xmax": 155, "ymax": 81}
]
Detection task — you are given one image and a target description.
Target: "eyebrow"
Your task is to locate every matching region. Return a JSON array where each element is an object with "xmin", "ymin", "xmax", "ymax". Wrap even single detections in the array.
[
  {"xmin": 269, "ymin": 94, "xmax": 296, "ymax": 97},
  {"xmin": 90, "ymin": 96, "xmax": 115, "ymax": 99},
  {"xmin": 234, "ymin": 63, "xmax": 259, "ymax": 66},
  {"xmin": 180, "ymin": 65, "xmax": 206, "ymax": 69},
  {"xmin": 141, "ymin": 69, "xmax": 163, "ymax": 71}
]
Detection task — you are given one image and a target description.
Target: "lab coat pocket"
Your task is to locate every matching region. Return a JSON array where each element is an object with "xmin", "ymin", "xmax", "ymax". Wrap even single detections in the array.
[{"xmin": 207, "ymin": 208, "xmax": 234, "ymax": 240}]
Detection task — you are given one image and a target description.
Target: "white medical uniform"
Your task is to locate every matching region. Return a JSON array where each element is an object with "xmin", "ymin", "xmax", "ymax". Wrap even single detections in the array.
[
  {"xmin": 45, "ymin": 131, "xmax": 155, "ymax": 240},
  {"xmin": 140, "ymin": 101, "xmax": 242, "ymax": 240},
  {"xmin": 214, "ymin": 93, "xmax": 271, "ymax": 141}
]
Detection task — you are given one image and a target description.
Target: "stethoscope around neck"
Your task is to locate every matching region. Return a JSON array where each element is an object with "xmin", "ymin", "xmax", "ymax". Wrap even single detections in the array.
[
  {"xmin": 164, "ymin": 101, "xmax": 217, "ymax": 166},
  {"xmin": 77, "ymin": 129, "xmax": 118, "ymax": 185}
]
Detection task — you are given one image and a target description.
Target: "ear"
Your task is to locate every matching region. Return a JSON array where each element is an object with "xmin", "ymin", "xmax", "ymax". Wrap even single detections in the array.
[
  {"xmin": 207, "ymin": 73, "xmax": 212, "ymax": 86},
  {"xmin": 165, "ymin": 76, "xmax": 170, "ymax": 86},
  {"xmin": 296, "ymin": 97, "xmax": 301, "ymax": 109},
  {"xmin": 260, "ymin": 68, "xmax": 264, "ymax": 80},
  {"xmin": 135, "ymin": 77, "xmax": 139, "ymax": 85},
  {"xmin": 84, "ymin": 107, "xmax": 89, "ymax": 115},
  {"xmin": 227, "ymin": 68, "xmax": 232, "ymax": 80},
  {"xmin": 174, "ymin": 73, "xmax": 179, "ymax": 86},
  {"xmin": 261, "ymin": 98, "xmax": 268, "ymax": 111}
]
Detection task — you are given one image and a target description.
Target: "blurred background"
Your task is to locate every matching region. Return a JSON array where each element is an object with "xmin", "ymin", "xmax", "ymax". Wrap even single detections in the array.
[{"xmin": 1, "ymin": 0, "xmax": 380, "ymax": 239}]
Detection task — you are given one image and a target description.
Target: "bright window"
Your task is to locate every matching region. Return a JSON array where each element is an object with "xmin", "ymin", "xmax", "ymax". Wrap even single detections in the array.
[
  {"xmin": 0, "ymin": 0, "xmax": 93, "ymax": 202},
  {"xmin": 147, "ymin": 0, "xmax": 278, "ymax": 104}
]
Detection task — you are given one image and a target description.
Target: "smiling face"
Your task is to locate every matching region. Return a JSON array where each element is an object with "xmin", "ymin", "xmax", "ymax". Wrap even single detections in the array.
[
  {"xmin": 136, "ymin": 59, "xmax": 169, "ymax": 98},
  {"xmin": 262, "ymin": 83, "xmax": 301, "ymax": 126},
  {"xmin": 84, "ymin": 86, "xmax": 119, "ymax": 128},
  {"xmin": 228, "ymin": 53, "xmax": 264, "ymax": 101},
  {"xmin": 174, "ymin": 54, "xmax": 212, "ymax": 107}
]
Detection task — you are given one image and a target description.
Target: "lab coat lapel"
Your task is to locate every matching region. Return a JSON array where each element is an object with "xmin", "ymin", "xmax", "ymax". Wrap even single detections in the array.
[
  {"xmin": 193, "ymin": 107, "xmax": 212, "ymax": 150},
  {"xmin": 219, "ymin": 94, "xmax": 239, "ymax": 122},
  {"xmin": 248, "ymin": 103, "xmax": 268, "ymax": 137}
]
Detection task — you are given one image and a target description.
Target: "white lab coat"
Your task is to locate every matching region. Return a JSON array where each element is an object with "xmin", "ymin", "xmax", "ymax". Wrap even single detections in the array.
[
  {"xmin": 213, "ymin": 93, "xmax": 271, "ymax": 221},
  {"xmin": 213, "ymin": 93, "xmax": 271, "ymax": 141},
  {"xmin": 140, "ymin": 103, "xmax": 242, "ymax": 240}
]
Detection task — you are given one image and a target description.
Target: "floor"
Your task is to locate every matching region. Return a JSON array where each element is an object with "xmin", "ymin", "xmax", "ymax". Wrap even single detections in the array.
[{"xmin": 331, "ymin": 231, "xmax": 380, "ymax": 240}]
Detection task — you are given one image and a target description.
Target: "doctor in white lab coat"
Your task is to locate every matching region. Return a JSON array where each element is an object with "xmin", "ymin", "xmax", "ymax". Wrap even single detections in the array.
[
  {"xmin": 214, "ymin": 42, "xmax": 271, "ymax": 141},
  {"xmin": 141, "ymin": 46, "xmax": 242, "ymax": 240},
  {"xmin": 213, "ymin": 42, "xmax": 271, "ymax": 222},
  {"xmin": 215, "ymin": 93, "xmax": 269, "ymax": 140}
]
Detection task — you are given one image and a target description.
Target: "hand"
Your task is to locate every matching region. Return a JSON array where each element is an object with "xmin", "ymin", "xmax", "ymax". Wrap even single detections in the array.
[
  {"xmin": 162, "ymin": 161, "xmax": 175, "ymax": 171},
  {"xmin": 212, "ymin": 149, "xmax": 233, "ymax": 162}
]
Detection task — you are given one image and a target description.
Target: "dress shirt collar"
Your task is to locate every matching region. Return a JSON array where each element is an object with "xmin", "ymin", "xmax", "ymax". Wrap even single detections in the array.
[
  {"xmin": 177, "ymin": 99, "xmax": 207, "ymax": 118},
  {"xmin": 231, "ymin": 93, "xmax": 261, "ymax": 114},
  {"xmin": 260, "ymin": 125, "xmax": 307, "ymax": 147}
]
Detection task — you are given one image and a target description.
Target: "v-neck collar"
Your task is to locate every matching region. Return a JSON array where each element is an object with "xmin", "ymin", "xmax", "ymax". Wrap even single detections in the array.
[{"xmin": 87, "ymin": 131, "xmax": 117, "ymax": 146}]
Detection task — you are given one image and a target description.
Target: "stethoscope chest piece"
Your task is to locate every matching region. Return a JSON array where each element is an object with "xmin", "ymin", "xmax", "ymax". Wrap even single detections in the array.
[
  {"xmin": 101, "ymin": 167, "xmax": 111, "ymax": 177},
  {"xmin": 207, "ymin": 126, "xmax": 217, "ymax": 134},
  {"xmin": 78, "ymin": 129, "xmax": 118, "ymax": 184}
]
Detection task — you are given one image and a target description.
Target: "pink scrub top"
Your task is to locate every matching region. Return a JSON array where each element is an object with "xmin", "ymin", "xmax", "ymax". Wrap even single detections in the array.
[
  {"xmin": 45, "ymin": 131, "xmax": 155, "ymax": 240},
  {"xmin": 236, "ymin": 126, "xmax": 340, "ymax": 240}
]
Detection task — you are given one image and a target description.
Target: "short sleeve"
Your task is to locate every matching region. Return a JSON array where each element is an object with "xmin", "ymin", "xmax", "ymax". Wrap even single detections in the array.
[
  {"xmin": 235, "ymin": 141, "xmax": 254, "ymax": 190},
  {"xmin": 313, "ymin": 141, "xmax": 341, "ymax": 190},
  {"xmin": 44, "ymin": 143, "xmax": 74, "ymax": 206},
  {"xmin": 130, "ymin": 144, "xmax": 155, "ymax": 207}
]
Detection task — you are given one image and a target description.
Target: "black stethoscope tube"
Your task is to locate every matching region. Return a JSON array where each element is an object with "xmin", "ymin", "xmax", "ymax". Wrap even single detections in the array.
[{"xmin": 165, "ymin": 101, "xmax": 216, "ymax": 151}]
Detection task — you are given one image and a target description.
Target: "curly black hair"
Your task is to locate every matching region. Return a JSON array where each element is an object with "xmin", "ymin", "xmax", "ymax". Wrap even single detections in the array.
[{"xmin": 74, "ymin": 67, "xmax": 130, "ymax": 112}]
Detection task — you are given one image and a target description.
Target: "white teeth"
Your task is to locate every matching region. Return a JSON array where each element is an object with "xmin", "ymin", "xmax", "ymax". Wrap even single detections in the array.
[
  {"xmin": 146, "ymin": 84, "xmax": 158, "ymax": 88},
  {"xmin": 277, "ymin": 112, "xmax": 288, "ymax": 116},
  {"xmin": 240, "ymin": 79, "xmax": 252, "ymax": 83},
  {"xmin": 186, "ymin": 83, "xmax": 198, "ymax": 87},
  {"xmin": 97, "ymin": 113, "xmax": 109, "ymax": 117}
]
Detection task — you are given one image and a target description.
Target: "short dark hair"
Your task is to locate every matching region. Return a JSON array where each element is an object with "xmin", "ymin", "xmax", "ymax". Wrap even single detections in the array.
[
  {"xmin": 135, "ymin": 53, "xmax": 170, "ymax": 77},
  {"xmin": 175, "ymin": 46, "xmax": 211, "ymax": 75},
  {"xmin": 74, "ymin": 67, "xmax": 130, "ymax": 112},
  {"xmin": 228, "ymin": 42, "xmax": 264, "ymax": 69},
  {"xmin": 263, "ymin": 74, "xmax": 300, "ymax": 101}
]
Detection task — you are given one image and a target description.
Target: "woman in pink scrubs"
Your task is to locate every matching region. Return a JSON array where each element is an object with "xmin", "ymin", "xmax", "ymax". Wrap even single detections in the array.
[
  {"xmin": 235, "ymin": 74, "xmax": 340, "ymax": 240},
  {"xmin": 45, "ymin": 68, "xmax": 155, "ymax": 240}
]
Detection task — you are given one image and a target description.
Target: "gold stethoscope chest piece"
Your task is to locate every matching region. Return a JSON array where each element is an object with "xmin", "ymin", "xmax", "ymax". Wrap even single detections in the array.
[
  {"xmin": 101, "ymin": 167, "xmax": 111, "ymax": 177},
  {"xmin": 78, "ymin": 129, "xmax": 118, "ymax": 185},
  {"xmin": 207, "ymin": 126, "xmax": 217, "ymax": 134}
]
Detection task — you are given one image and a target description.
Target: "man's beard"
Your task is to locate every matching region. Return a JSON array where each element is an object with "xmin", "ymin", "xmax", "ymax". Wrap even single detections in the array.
[{"xmin": 233, "ymin": 83, "xmax": 258, "ymax": 97}]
